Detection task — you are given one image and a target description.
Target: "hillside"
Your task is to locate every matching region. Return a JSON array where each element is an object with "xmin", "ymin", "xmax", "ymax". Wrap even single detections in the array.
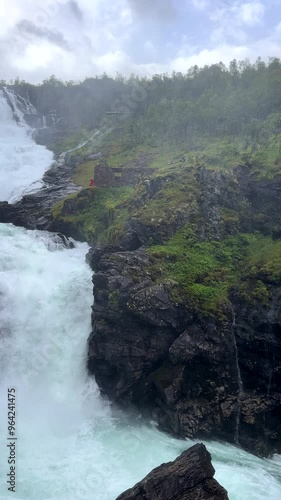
[{"xmin": 1, "ymin": 58, "xmax": 281, "ymax": 456}]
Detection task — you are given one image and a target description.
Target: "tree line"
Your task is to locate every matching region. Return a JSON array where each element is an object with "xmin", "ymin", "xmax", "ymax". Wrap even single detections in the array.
[{"xmin": 2, "ymin": 57, "xmax": 281, "ymax": 154}]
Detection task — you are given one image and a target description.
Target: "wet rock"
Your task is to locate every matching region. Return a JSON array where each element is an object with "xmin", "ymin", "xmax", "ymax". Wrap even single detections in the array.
[
  {"xmin": 88, "ymin": 245, "xmax": 281, "ymax": 457},
  {"xmin": 0, "ymin": 156, "xmax": 81, "ymax": 234},
  {"xmin": 116, "ymin": 443, "xmax": 228, "ymax": 500},
  {"xmin": 87, "ymin": 249, "xmax": 192, "ymax": 402}
]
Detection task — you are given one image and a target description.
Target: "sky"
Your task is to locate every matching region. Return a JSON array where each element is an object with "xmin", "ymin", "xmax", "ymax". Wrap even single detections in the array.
[{"xmin": 0, "ymin": 0, "xmax": 281, "ymax": 82}]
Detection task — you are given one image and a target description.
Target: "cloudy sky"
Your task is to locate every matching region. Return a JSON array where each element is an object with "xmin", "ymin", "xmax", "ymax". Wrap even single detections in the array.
[{"xmin": 1, "ymin": 0, "xmax": 281, "ymax": 82}]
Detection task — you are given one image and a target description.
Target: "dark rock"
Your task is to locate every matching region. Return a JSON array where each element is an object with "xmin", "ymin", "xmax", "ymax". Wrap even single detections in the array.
[
  {"xmin": 195, "ymin": 166, "xmax": 249, "ymax": 241},
  {"xmin": 120, "ymin": 171, "xmax": 200, "ymax": 246},
  {"xmin": 232, "ymin": 292, "xmax": 281, "ymax": 455},
  {"xmin": 0, "ymin": 155, "xmax": 81, "ymax": 235},
  {"xmin": 87, "ymin": 249, "xmax": 193, "ymax": 402},
  {"xmin": 116, "ymin": 443, "xmax": 228, "ymax": 500},
  {"xmin": 88, "ymin": 246, "xmax": 281, "ymax": 456},
  {"xmin": 87, "ymin": 249, "xmax": 234, "ymax": 439}
]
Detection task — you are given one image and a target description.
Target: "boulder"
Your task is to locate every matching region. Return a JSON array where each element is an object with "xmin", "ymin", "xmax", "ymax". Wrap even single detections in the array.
[{"xmin": 116, "ymin": 443, "xmax": 228, "ymax": 500}]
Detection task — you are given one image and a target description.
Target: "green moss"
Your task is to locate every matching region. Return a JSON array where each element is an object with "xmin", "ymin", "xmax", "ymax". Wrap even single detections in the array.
[
  {"xmin": 148, "ymin": 228, "xmax": 281, "ymax": 315},
  {"xmin": 220, "ymin": 208, "xmax": 240, "ymax": 224},
  {"xmin": 251, "ymin": 281, "xmax": 270, "ymax": 305},
  {"xmin": 107, "ymin": 148, "xmax": 139, "ymax": 167},
  {"xmin": 246, "ymin": 237, "xmax": 281, "ymax": 282},
  {"xmin": 149, "ymin": 230, "xmax": 257, "ymax": 315},
  {"xmin": 52, "ymin": 186, "xmax": 133, "ymax": 245},
  {"xmin": 51, "ymin": 191, "xmax": 78, "ymax": 217}
]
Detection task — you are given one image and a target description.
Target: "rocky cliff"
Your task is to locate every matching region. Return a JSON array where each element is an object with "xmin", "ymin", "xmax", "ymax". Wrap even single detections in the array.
[{"xmin": 87, "ymin": 165, "xmax": 281, "ymax": 457}]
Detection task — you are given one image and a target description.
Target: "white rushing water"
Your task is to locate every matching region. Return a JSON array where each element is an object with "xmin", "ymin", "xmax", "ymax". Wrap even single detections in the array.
[
  {"xmin": 0, "ymin": 223, "xmax": 280, "ymax": 500},
  {"xmin": 0, "ymin": 89, "xmax": 53, "ymax": 202}
]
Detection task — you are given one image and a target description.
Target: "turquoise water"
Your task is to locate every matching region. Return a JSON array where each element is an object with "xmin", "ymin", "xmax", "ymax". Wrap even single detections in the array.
[{"xmin": 0, "ymin": 223, "xmax": 280, "ymax": 500}]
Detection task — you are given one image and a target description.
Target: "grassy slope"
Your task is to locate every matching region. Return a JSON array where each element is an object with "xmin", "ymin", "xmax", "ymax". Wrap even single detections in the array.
[{"xmin": 51, "ymin": 128, "xmax": 281, "ymax": 316}]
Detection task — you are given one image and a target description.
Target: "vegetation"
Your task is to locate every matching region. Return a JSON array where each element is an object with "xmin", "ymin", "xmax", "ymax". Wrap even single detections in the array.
[
  {"xmin": 31, "ymin": 57, "xmax": 281, "ymax": 316},
  {"xmin": 52, "ymin": 186, "xmax": 133, "ymax": 244},
  {"xmin": 148, "ymin": 229, "xmax": 281, "ymax": 315},
  {"xmin": 3, "ymin": 57, "xmax": 281, "ymax": 175}
]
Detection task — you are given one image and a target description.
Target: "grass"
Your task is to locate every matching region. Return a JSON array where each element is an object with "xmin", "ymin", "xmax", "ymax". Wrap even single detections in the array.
[
  {"xmin": 148, "ymin": 228, "xmax": 281, "ymax": 315},
  {"xmin": 72, "ymin": 160, "xmax": 96, "ymax": 187},
  {"xmin": 246, "ymin": 236, "xmax": 281, "ymax": 282},
  {"xmin": 52, "ymin": 186, "xmax": 133, "ymax": 244},
  {"xmin": 250, "ymin": 134, "xmax": 281, "ymax": 179}
]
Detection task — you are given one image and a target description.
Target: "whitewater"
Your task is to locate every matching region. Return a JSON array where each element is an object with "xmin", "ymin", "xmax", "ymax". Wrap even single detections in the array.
[
  {"xmin": 0, "ymin": 90, "xmax": 280, "ymax": 500},
  {"xmin": 0, "ymin": 89, "xmax": 53, "ymax": 202}
]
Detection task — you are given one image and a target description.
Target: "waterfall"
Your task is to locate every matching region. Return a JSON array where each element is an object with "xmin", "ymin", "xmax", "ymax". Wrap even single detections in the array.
[
  {"xmin": 0, "ymin": 89, "xmax": 53, "ymax": 202},
  {"xmin": 0, "ymin": 223, "xmax": 280, "ymax": 500},
  {"xmin": 3, "ymin": 88, "xmax": 37, "ymax": 125},
  {"xmin": 231, "ymin": 308, "xmax": 244, "ymax": 444}
]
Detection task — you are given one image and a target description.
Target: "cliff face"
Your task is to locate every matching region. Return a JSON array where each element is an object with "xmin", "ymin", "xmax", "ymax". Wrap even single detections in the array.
[
  {"xmin": 87, "ymin": 166, "xmax": 281, "ymax": 457},
  {"xmin": 87, "ymin": 246, "xmax": 281, "ymax": 457},
  {"xmin": 1, "ymin": 95, "xmax": 280, "ymax": 457},
  {"xmin": 116, "ymin": 443, "xmax": 228, "ymax": 500}
]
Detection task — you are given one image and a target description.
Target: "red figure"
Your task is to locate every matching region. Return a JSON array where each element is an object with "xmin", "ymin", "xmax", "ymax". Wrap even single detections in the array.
[{"xmin": 89, "ymin": 179, "xmax": 95, "ymax": 187}]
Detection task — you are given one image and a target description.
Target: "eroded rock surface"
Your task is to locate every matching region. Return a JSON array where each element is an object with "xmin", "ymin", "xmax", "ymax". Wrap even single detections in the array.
[
  {"xmin": 87, "ymin": 243, "xmax": 281, "ymax": 457},
  {"xmin": 116, "ymin": 443, "xmax": 228, "ymax": 500}
]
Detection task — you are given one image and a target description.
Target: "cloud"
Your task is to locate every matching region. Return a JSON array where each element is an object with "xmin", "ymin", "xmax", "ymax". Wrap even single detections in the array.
[
  {"xmin": 0, "ymin": 0, "xmax": 278, "ymax": 83},
  {"xmin": 238, "ymin": 2, "xmax": 265, "ymax": 26},
  {"xmin": 0, "ymin": 1, "xmax": 22, "ymax": 36},
  {"xmin": 13, "ymin": 42, "xmax": 69, "ymax": 71},
  {"xmin": 16, "ymin": 19, "xmax": 70, "ymax": 50},
  {"xmin": 68, "ymin": 1, "xmax": 84, "ymax": 22},
  {"xmin": 191, "ymin": 0, "xmax": 209, "ymax": 10},
  {"xmin": 208, "ymin": 1, "xmax": 266, "ymax": 44},
  {"xmin": 209, "ymin": 1, "xmax": 265, "ymax": 24},
  {"xmin": 127, "ymin": 0, "xmax": 178, "ymax": 21}
]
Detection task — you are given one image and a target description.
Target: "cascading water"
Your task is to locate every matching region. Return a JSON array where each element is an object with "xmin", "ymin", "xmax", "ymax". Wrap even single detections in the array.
[
  {"xmin": 0, "ymin": 224, "xmax": 280, "ymax": 500},
  {"xmin": 0, "ymin": 89, "xmax": 53, "ymax": 202},
  {"xmin": 0, "ymin": 92, "xmax": 280, "ymax": 500},
  {"xmin": 3, "ymin": 88, "xmax": 37, "ymax": 125}
]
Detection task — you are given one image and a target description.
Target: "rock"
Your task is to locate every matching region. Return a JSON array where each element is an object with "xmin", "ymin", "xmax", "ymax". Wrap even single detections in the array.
[
  {"xmin": 232, "ymin": 291, "xmax": 281, "ymax": 455},
  {"xmin": 116, "ymin": 443, "xmax": 228, "ymax": 500},
  {"xmin": 88, "ymin": 246, "xmax": 281, "ymax": 456},
  {"xmin": 195, "ymin": 167, "xmax": 248, "ymax": 241},
  {"xmin": 0, "ymin": 156, "xmax": 81, "ymax": 234},
  {"xmin": 87, "ymin": 248, "xmax": 234, "ymax": 437},
  {"xmin": 126, "ymin": 283, "xmax": 180, "ymax": 328},
  {"xmin": 87, "ymin": 249, "xmax": 194, "ymax": 402}
]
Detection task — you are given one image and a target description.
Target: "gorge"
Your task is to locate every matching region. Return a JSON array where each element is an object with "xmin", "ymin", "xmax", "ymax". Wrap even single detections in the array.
[{"xmin": 0, "ymin": 69, "xmax": 281, "ymax": 500}]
